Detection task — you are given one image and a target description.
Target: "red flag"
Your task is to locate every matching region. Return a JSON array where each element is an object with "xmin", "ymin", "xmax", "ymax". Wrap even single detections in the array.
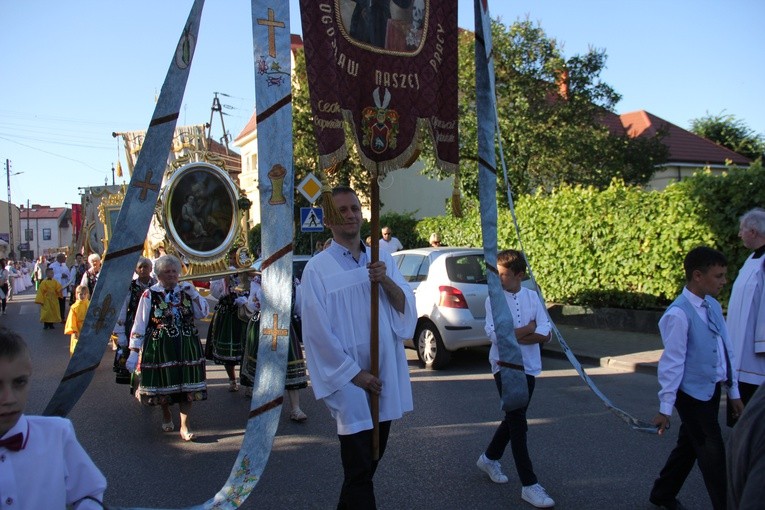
[
  {"xmin": 71, "ymin": 204, "xmax": 82, "ymax": 239},
  {"xmin": 299, "ymin": 0, "xmax": 458, "ymax": 175}
]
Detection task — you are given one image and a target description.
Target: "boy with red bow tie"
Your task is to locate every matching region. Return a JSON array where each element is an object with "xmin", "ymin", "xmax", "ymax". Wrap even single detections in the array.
[{"xmin": 0, "ymin": 327, "xmax": 106, "ymax": 509}]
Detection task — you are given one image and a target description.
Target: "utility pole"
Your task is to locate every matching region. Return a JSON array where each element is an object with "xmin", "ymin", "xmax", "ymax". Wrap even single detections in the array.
[
  {"xmin": 26, "ymin": 199, "xmax": 31, "ymax": 259},
  {"xmin": 5, "ymin": 159, "xmax": 14, "ymax": 259}
]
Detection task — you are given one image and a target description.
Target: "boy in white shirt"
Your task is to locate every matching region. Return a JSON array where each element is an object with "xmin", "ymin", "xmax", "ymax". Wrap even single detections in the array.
[
  {"xmin": 476, "ymin": 249, "xmax": 555, "ymax": 508},
  {"xmin": 0, "ymin": 327, "xmax": 106, "ymax": 509}
]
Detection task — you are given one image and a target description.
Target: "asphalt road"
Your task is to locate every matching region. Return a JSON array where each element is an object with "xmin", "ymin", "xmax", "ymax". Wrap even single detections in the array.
[{"xmin": 10, "ymin": 289, "xmax": 720, "ymax": 509}]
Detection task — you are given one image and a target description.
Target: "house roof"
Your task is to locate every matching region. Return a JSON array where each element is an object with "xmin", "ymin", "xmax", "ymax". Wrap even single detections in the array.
[
  {"xmin": 602, "ymin": 110, "xmax": 751, "ymax": 167},
  {"xmin": 235, "ymin": 111, "xmax": 258, "ymax": 144},
  {"xmin": 207, "ymin": 138, "xmax": 242, "ymax": 174},
  {"xmin": 291, "ymin": 34, "xmax": 303, "ymax": 51},
  {"xmin": 18, "ymin": 205, "xmax": 67, "ymax": 220}
]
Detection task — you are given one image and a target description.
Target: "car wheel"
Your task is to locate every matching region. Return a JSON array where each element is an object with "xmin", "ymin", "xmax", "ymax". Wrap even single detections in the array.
[{"xmin": 416, "ymin": 322, "xmax": 450, "ymax": 370}]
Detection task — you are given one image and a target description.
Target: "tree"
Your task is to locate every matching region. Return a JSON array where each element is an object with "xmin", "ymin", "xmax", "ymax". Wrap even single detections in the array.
[
  {"xmin": 286, "ymin": 50, "xmax": 372, "ymax": 253},
  {"xmin": 690, "ymin": 112, "xmax": 764, "ymax": 162},
  {"xmin": 423, "ymin": 17, "xmax": 667, "ymax": 203},
  {"xmin": 292, "ymin": 49, "xmax": 371, "ymax": 203}
]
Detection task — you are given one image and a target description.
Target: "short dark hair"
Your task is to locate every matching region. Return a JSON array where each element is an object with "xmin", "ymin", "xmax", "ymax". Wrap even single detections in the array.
[
  {"xmin": 332, "ymin": 185, "xmax": 356, "ymax": 197},
  {"xmin": 0, "ymin": 327, "xmax": 28, "ymax": 361},
  {"xmin": 684, "ymin": 246, "xmax": 727, "ymax": 281},
  {"xmin": 496, "ymin": 249, "xmax": 527, "ymax": 275}
]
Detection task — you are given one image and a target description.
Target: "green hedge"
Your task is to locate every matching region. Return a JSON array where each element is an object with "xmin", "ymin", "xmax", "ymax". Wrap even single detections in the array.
[
  {"xmin": 413, "ymin": 165, "xmax": 765, "ymax": 309},
  {"xmin": 248, "ymin": 164, "xmax": 764, "ymax": 309}
]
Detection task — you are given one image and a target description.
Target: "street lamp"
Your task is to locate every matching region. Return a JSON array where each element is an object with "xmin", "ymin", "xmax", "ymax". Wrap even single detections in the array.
[{"xmin": 4, "ymin": 159, "xmax": 23, "ymax": 259}]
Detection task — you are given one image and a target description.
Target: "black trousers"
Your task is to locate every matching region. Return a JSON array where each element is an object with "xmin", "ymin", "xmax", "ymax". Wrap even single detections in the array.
[
  {"xmin": 337, "ymin": 420, "xmax": 392, "ymax": 510},
  {"xmin": 485, "ymin": 372, "xmax": 537, "ymax": 486},
  {"xmin": 58, "ymin": 297, "xmax": 66, "ymax": 323},
  {"xmin": 650, "ymin": 385, "xmax": 726, "ymax": 510}
]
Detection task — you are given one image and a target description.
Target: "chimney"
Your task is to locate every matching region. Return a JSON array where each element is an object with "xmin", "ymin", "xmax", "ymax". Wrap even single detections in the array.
[{"xmin": 557, "ymin": 68, "xmax": 569, "ymax": 100}]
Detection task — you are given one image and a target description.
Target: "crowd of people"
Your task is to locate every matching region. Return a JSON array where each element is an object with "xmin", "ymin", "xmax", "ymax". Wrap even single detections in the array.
[
  {"xmin": 3, "ymin": 202, "xmax": 764, "ymax": 509},
  {"xmin": 0, "ymin": 257, "xmax": 36, "ymax": 311}
]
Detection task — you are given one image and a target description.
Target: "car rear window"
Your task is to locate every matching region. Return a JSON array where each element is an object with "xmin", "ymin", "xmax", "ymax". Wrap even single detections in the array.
[{"xmin": 445, "ymin": 254, "xmax": 487, "ymax": 284}]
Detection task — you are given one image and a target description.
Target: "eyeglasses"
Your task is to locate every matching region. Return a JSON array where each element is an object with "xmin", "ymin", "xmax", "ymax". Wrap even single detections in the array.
[{"xmin": 382, "ymin": 232, "xmax": 392, "ymax": 236}]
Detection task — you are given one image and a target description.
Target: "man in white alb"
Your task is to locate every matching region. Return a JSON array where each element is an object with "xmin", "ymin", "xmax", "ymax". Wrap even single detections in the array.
[
  {"xmin": 726, "ymin": 208, "xmax": 765, "ymax": 420},
  {"xmin": 300, "ymin": 186, "xmax": 416, "ymax": 510}
]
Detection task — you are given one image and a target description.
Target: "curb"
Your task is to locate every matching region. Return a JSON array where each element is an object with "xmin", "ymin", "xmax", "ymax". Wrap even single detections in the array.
[
  {"xmin": 547, "ymin": 304, "xmax": 662, "ymax": 335},
  {"xmin": 541, "ymin": 346, "xmax": 659, "ymax": 376}
]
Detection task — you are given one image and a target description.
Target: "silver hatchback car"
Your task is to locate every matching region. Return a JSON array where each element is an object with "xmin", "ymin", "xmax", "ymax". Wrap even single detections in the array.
[
  {"xmin": 392, "ymin": 247, "xmax": 493, "ymax": 369},
  {"xmin": 392, "ymin": 247, "xmax": 538, "ymax": 369}
]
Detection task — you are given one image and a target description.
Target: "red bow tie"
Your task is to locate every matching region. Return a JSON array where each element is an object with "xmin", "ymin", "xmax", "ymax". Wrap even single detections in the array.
[{"xmin": 0, "ymin": 432, "xmax": 24, "ymax": 451}]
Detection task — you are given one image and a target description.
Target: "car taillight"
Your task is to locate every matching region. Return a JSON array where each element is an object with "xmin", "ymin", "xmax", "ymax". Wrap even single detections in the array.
[{"xmin": 438, "ymin": 286, "xmax": 468, "ymax": 309}]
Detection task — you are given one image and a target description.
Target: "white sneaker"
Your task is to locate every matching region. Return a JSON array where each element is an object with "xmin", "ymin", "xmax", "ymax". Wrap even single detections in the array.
[
  {"xmin": 476, "ymin": 453, "xmax": 508, "ymax": 484},
  {"xmin": 521, "ymin": 483, "xmax": 555, "ymax": 508}
]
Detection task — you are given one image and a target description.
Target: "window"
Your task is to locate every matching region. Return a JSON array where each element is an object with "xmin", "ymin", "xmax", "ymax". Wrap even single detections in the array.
[
  {"xmin": 395, "ymin": 254, "xmax": 427, "ymax": 283},
  {"xmin": 24, "ymin": 229, "xmax": 33, "ymax": 241},
  {"xmin": 42, "ymin": 228, "xmax": 51, "ymax": 240},
  {"xmin": 446, "ymin": 254, "xmax": 487, "ymax": 284}
]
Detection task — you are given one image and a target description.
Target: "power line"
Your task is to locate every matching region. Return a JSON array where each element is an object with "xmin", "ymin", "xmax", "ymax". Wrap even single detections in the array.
[{"xmin": 0, "ymin": 135, "xmax": 105, "ymax": 173}]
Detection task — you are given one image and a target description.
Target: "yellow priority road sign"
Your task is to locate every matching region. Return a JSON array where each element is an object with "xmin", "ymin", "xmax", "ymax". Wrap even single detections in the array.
[{"xmin": 297, "ymin": 172, "xmax": 322, "ymax": 203}]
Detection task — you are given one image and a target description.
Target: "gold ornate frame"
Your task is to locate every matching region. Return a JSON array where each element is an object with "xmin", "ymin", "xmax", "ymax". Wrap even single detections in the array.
[
  {"xmin": 159, "ymin": 162, "xmax": 251, "ymax": 278},
  {"xmin": 97, "ymin": 185, "xmax": 127, "ymax": 254}
]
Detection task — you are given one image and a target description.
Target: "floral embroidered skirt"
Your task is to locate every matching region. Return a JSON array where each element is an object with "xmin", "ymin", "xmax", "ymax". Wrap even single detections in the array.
[
  {"xmin": 205, "ymin": 297, "xmax": 246, "ymax": 366},
  {"xmin": 136, "ymin": 324, "xmax": 207, "ymax": 405}
]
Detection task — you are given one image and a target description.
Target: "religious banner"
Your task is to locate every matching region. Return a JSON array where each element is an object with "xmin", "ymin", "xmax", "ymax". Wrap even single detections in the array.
[
  {"xmin": 44, "ymin": 0, "xmax": 205, "ymax": 419},
  {"xmin": 474, "ymin": 0, "xmax": 528, "ymax": 412},
  {"xmin": 202, "ymin": 1, "xmax": 296, "ymax": 507},
  {"xmin": 117, "ymin": 124, "xmax": 209, "ymax": 176},
  {"xmin": 299, "ymin": 0, "xmax": 458, "ymax": 175}
]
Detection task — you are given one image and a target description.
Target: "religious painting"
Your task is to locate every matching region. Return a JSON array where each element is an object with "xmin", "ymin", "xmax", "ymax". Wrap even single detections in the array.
[
  {"xmin": 163, "ymin": 162, "xmax": 238, "ymax": 259},
  {"xmin": 300, "ymin": 0, "xmax": 457, "ymax": 176},
  {"xmin": 339, "ymin": 0, "xmax": 427, "ymax": 53}
]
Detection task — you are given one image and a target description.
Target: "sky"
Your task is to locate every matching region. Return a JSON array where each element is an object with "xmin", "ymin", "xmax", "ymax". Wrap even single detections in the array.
[{"xmin": 1, "ymin": 0, "xmax": 763, "ymax": 209}]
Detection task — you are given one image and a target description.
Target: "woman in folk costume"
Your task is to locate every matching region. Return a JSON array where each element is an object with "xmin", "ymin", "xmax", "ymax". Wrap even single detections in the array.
[
  {"xmin": 113, "ymin": 257, "xmax": 156, "ymax": 386},
  {"xmin": 206, "ymin": 270, "xmax": 249, "ymax": 392},
  {"xmin": 80, "ymin": 253, "xmax": 102, "ymax": 297},
  {"xmin": 125, "ymin": 254, "xmax": 209, "ymax": 441},
  {"xmin": 240, "ymin": 273, "xmax": 309, "ymax": 422}
]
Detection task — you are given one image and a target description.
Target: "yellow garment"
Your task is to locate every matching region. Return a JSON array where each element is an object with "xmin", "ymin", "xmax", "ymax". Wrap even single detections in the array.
[
  {"xmin": 35, "ymin": 278, "xmax": 62, "ymax": 323},
  {"xmin": 65, "ymin": 298, "xmax": 90, "ymax": 356}
]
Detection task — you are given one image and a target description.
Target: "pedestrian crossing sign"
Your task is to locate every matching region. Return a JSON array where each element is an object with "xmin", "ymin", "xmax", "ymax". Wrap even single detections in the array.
[{"xmin": 300, "ymin": 207, "xmax": 324, "ymax": 232}]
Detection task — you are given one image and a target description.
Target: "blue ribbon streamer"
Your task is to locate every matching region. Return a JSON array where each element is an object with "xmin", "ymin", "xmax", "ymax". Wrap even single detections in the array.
[
  {"xmin": 475, "ymin": 0, "xmax": 529, "ymax": 412},
  {"xmin": 479, "ymin": 0, "xmax": 656, "ymax": 434},
  {"xmin": 43, "ymin": 0, "xmax": 206, "ymax": 420},
  {"xmin": 199, "ymin": 2, "xmax": 296, "ymax": 508}
]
